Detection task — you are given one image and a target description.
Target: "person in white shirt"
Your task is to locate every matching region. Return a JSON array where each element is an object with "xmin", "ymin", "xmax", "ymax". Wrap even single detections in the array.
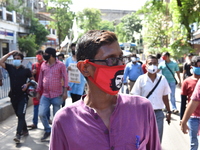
[{"xmin": 130, "ymin": 55, "xmax": 171, "ymax": 143}]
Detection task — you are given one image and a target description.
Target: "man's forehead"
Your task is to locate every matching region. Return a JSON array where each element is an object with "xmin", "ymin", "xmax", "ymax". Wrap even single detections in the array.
[{"xmin": 147, "ymin": 58, "xmax": 157, "ymax": 63}]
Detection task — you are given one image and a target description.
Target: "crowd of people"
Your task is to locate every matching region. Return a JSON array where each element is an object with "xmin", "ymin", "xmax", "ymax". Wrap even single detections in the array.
[{"xmin": 0, "ymin": 29, "xmax": 200, "ymax": 149}]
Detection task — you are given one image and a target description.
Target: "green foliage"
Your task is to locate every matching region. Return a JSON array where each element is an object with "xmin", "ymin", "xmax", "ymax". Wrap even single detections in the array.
[
  {"xmin": 170, "ymin": 39, "xmax": 194, "ymax": 59},
  {"xmin": 46, "ymin": 0, "xmax": 74, "ymax": 47},
  {"xmin": 18, "ymin": 34, "xmax": 38, "ymax": 57},
  {"xmin": 77, "ymin": 8, "xmax": 102, "ymax": 32},
  {"xmin": 29, "ymin": 18, "xmax": 49, "ymax": 48},
  {"xmin": 115, "ymin": 22, "xmax": 127, "ymax": 43},
  {"xmin": 99, "ymin": 20, "xmax": 115, "ymax": 32},
  {"xmin": 121, "ymin": 12, "xmax": 142, "ymax": 43}
]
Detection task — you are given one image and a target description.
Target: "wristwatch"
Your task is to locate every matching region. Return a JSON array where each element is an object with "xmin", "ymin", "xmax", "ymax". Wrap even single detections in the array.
[{"xmin": 167, "ymin": 111, "xmax": 172, "ymax": 114}]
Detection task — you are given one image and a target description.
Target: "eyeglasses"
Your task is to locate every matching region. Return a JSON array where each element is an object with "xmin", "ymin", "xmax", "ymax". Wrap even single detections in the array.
[{"xmin": 89, "ymin": 57, "xmax": 126, "ymax": 66}]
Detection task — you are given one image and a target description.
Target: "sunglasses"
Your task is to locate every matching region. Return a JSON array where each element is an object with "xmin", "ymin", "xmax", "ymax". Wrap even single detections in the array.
[{"xmin": 89, "ymin": 57, "xmax": 126, "ymax": 66}]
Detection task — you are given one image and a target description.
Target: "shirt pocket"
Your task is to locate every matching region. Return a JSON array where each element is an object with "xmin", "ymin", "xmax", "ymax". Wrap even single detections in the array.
[{"xmin": 126, "ymin": 140, "xmax": 147, "ymax": 150}]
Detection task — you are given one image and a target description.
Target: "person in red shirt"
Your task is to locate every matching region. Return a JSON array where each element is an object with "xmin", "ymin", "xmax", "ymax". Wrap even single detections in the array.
[
  {"xmin": 180, "ymin": 56, "xmax": 200, "ymax": 150},
  {"xmin": 28, "ymin": 50, "xmax": 51, "ymax": 129}
]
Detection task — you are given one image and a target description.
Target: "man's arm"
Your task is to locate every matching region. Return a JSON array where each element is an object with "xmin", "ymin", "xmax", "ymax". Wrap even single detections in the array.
[
  {"xmin": 0, "ymin": 50, "xmax": 18, "ymax": 68},
  {"xmin": 163, "ymin": 95, "xmax": 171, "ymax": 124},
  {"xmin": 61, "ymin": 64, "xmax": 68, "ymax": 100},
  {"xmin": 176, "ymin": 71, "xmax": 181, "ymax": 87},
  {"xmin": 181, "ymin": 100, "xmax": 199, "ymax": 134}
]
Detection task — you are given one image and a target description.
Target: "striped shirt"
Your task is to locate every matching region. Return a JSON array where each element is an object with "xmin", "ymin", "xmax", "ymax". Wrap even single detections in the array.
[{"xmin": 37, "ymin": 60, "xmax": 68, "ymax": 98}]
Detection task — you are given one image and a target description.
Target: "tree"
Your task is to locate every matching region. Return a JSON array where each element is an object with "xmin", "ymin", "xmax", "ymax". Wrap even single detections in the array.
[
  {"xmin": 18, "ymin": 34, "xmax": 38, "ymax": 57},
  {"xmin": 46, "ymin": 0, "xmax": 74, "ymax": 48},
  {"xmin": 29, "ymin": 17, "xmax": 49, "ymax": 49},
  {"xmin": 121, "ymin": 12, "xmax": 142, "ymax": 43},
  {"xmin": 153, "ymin": 0, "xmax": 200, "ymax": 42},
  {"xmin": 76, "ymin": 8, "xmax": 102, "ymax": 32},
  {"xmin": 99, "ymin": 20, "xmax": 115, "ymax": 32},
  {"xmin": 115, "ymin": 22, "xmax": 127, "ymax": 43}
]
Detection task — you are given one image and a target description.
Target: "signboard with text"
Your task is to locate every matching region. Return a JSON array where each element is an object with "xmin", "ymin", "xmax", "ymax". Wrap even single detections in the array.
[{"xmin": 68, "ymin": 63, "xmax": 80, "ymax": 83}]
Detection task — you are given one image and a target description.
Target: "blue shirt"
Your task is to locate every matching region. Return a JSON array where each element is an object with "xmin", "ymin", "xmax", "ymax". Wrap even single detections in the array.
[
  {"xmin": 65, "ymin": 56, "xmax": 86, "ymax": 95},
  {"xmin": 123, "ymin": 62, "xmax": 143, "ymax": 83}
]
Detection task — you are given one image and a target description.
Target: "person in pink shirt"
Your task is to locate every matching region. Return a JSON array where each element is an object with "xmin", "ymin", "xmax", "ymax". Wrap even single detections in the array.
[
  {"xmin": 36, "ymin": 47, "xmax": 68, "ymax": 142},
  {"xmin": 49, "ymin": 30, "xmax": 161, "ymax": 150}
]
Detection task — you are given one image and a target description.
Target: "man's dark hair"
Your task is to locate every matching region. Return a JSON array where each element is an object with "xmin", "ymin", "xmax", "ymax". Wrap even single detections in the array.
[
  {"xmin": 162, "ymin": 52, "xmax": 170, "ymax": 57},
  {"xmin": 132, "ymin": 53, "xmax": 137, "ymax": 57},
  {"xmin": 191, "ymin": 56, "xmax": 200, "ymax": 66},
  {"xmin": 36, "ymin": 50, "xmax": 44, "ymax": 55},
  {"xmin": 76, "ymin": 30, "xmax": 118, "ymax": 61},
  {"xmin": 110, "ymin": 70, "xmax": 124, "ymax": 91},
  {"xmin": 13, "ymin": 51, "xmax": 24, "ymax": 60},
  {"xmin": 156, "ymin": 53, "xmax": 161, "ymax": 59},
  {"xmin": 188, "ymin": 53, "xmax": 194, "ymax": 57},
  {"xmin": 147, "ymin": 55, "xmax": 158, "ymax": 61},
  {"xmin": 45, "ymin": 47, "xmax": 56, "ymax": 58},
  {"xmin": 57, "ymin": 53, "xmax": 65, "ymax": 59},
  {"xmin": 70, "ymin": 43, "xmax": 76, "ymax": 48}
]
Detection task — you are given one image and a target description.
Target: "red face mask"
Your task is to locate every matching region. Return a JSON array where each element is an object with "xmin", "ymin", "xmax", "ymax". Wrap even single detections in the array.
[
  {"xmin": 84, "ymin": 60, "xmax": 125, "ymax": 95},
  {"xmin": 162, "ymin": 56, "xmax": 167, "ymax": 60},
  {"xmin": 36, "ymin": 54, "xmax": 43, "ymax": 61}
]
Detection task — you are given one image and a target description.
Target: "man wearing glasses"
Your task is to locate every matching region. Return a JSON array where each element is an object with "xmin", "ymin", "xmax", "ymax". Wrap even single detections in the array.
[{"xmin": 49, "ymin": 30, "xmax": 161, "ymax": 150}]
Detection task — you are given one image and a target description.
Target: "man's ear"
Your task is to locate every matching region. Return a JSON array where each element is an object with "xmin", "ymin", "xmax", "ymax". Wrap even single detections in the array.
[{"xmin": 77, "ymin": 61, "xmax": 90, "ymax": 77}]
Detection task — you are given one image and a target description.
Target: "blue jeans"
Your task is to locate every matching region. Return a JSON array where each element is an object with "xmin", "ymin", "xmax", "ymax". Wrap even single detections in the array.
[
  {"xmin": 38, "ymin": 95, "xmax": 62, "ymax": 132},
  {"xmin": 33, "ymin": 105, "xmax": 51, "ymax": 126},
  {"xmin": 168, "ymin": 82, "xmax": 177, "ymax": 110},
  {"xmin": 188, "ymin": 118, "xmax": 200, "ymax": 150},
  {"xmin": 154, "ymin": 110, "xmax": 164, "ymax": 143}
]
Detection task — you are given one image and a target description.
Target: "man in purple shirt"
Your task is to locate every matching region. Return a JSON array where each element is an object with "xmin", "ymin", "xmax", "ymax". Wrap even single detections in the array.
[{"xmin": 50, "ymin": 30, "xmax": 161, "ymax": 150}]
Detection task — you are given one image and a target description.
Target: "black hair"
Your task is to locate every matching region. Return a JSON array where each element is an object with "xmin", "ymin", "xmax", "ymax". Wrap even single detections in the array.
[
  {"xmin": 70, "ymin": 43, "xmax": 76, "ymax": 48},
  {"xmin": 57, "ymin": 53, "xmax": 65, "ymax": 59},
  {"xmin": 156, "ymin": 53, "xmax": 161, "ymax": 59},
  {"xmin": 162, "ymin": 52, "xmax": 170, "ymax": 57},
  {"xmin": 36, "ymin": 50, "xmax": 44, "ymax": 55},
  {"xmin": 147, "ymin": 55, "xmax": 158, "ymax": 64},
  {"xmin": 45, "ymin": 47, "xmax": 56, "ymax": 58},
  {"xmin": 191, "ymin": 56, "xmax": 200, "ymax": 66},
  {"xmin": 188, "ymin": 53, "xmax": 194, "ymax": 57},
  {"xmin": 13, "ymin": 51, "xmax": 24, "ymax": 60},
  {"xmin": 76, "ymin": 30, "xmax": 118, "ymax": 61}
]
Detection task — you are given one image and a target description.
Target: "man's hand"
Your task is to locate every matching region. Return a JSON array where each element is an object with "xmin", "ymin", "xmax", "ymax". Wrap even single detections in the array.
[
  {"xmin": 178, "ymin": 82, "xmax": 182, "ymax": 88},
  {"xmin": 0, "ymin": 80, "xmax": 2, "ymax": 86},
  {"xmin": 9, "ymin": 50, "xmax": 20, "ymax": 56},
  {"xmin": 32, "ymin": 69, "xmax": 37, "ymax": 75},
  {"xmin": 36, "ymin": 92, "xmax": 41, "ymax": 100},
  {"xmin": 21, "ymin": 84, "xmax": 28, "ymax": 91},
  {"xmin": 181, "ymin": 121, "xmax": 189, "ymax": 134},
  {"xmin": 62, "ymin": 92, "xmax": 67, "ymax": 101},
  {"xmin": 166, "ymin": 113, "xmax": 171, "ymax": 125}
]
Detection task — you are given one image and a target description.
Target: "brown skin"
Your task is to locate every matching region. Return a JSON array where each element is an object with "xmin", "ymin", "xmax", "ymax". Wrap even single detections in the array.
[
  {"xmin": 36, "ymin": 53, "xmax": 68, "ymax": 101},
  {"xmin": 77, "ymin": 41, "xmax": 123, "ymax": 129},
  {"xmin": 146, "ymin": 58, "xmax": 171, "ymax": 124},
  {"xmin": 0, "ymin": 50, "xmax": 34, "ymax": 91},
  {"xmin": 181, "ymin": 62, "xmax": 200, "ymax": 134}
]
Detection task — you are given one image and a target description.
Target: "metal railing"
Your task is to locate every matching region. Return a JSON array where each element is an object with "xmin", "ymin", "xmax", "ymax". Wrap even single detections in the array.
[{"xmin": 0, "ymin": 57, "xmax": 36, "ymax": 99}]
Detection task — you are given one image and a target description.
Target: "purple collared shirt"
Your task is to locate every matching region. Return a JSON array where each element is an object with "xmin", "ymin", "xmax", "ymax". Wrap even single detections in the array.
[{"xmin": 50, "ymin": 94, "xmax": 161, "ymax": 150}]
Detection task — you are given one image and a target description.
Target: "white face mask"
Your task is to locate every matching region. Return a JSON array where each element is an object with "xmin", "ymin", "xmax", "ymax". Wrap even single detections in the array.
[
  {"xmin": 147, "ymin": 65, "xmax": 158, "ymax": 74},
  {"xmin": 131, "ymin": 57, "xmax": 137, "ymax": 62}
]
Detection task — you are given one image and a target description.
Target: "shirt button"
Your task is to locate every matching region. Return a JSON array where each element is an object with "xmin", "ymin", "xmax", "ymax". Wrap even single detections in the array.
[
  {"xmin": 104, "ymin": 129, "xmax": 109, "ymax": 134},
  {"xmin": 94, "ymin": 115, "xmax": 98, "ymax": 120},
  {"xmin": 111, "ymin": 146, "xmax": 114, "ymax": 150}
]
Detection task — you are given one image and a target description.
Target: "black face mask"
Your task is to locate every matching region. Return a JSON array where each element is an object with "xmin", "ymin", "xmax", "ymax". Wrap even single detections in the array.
[
  {"xmin": 72, "ymin": 50, "xmax": 76, "ymax": 56},
  {"xmin": 43, "ymin": 54, "xmax": 50, "ymax": 61}
]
